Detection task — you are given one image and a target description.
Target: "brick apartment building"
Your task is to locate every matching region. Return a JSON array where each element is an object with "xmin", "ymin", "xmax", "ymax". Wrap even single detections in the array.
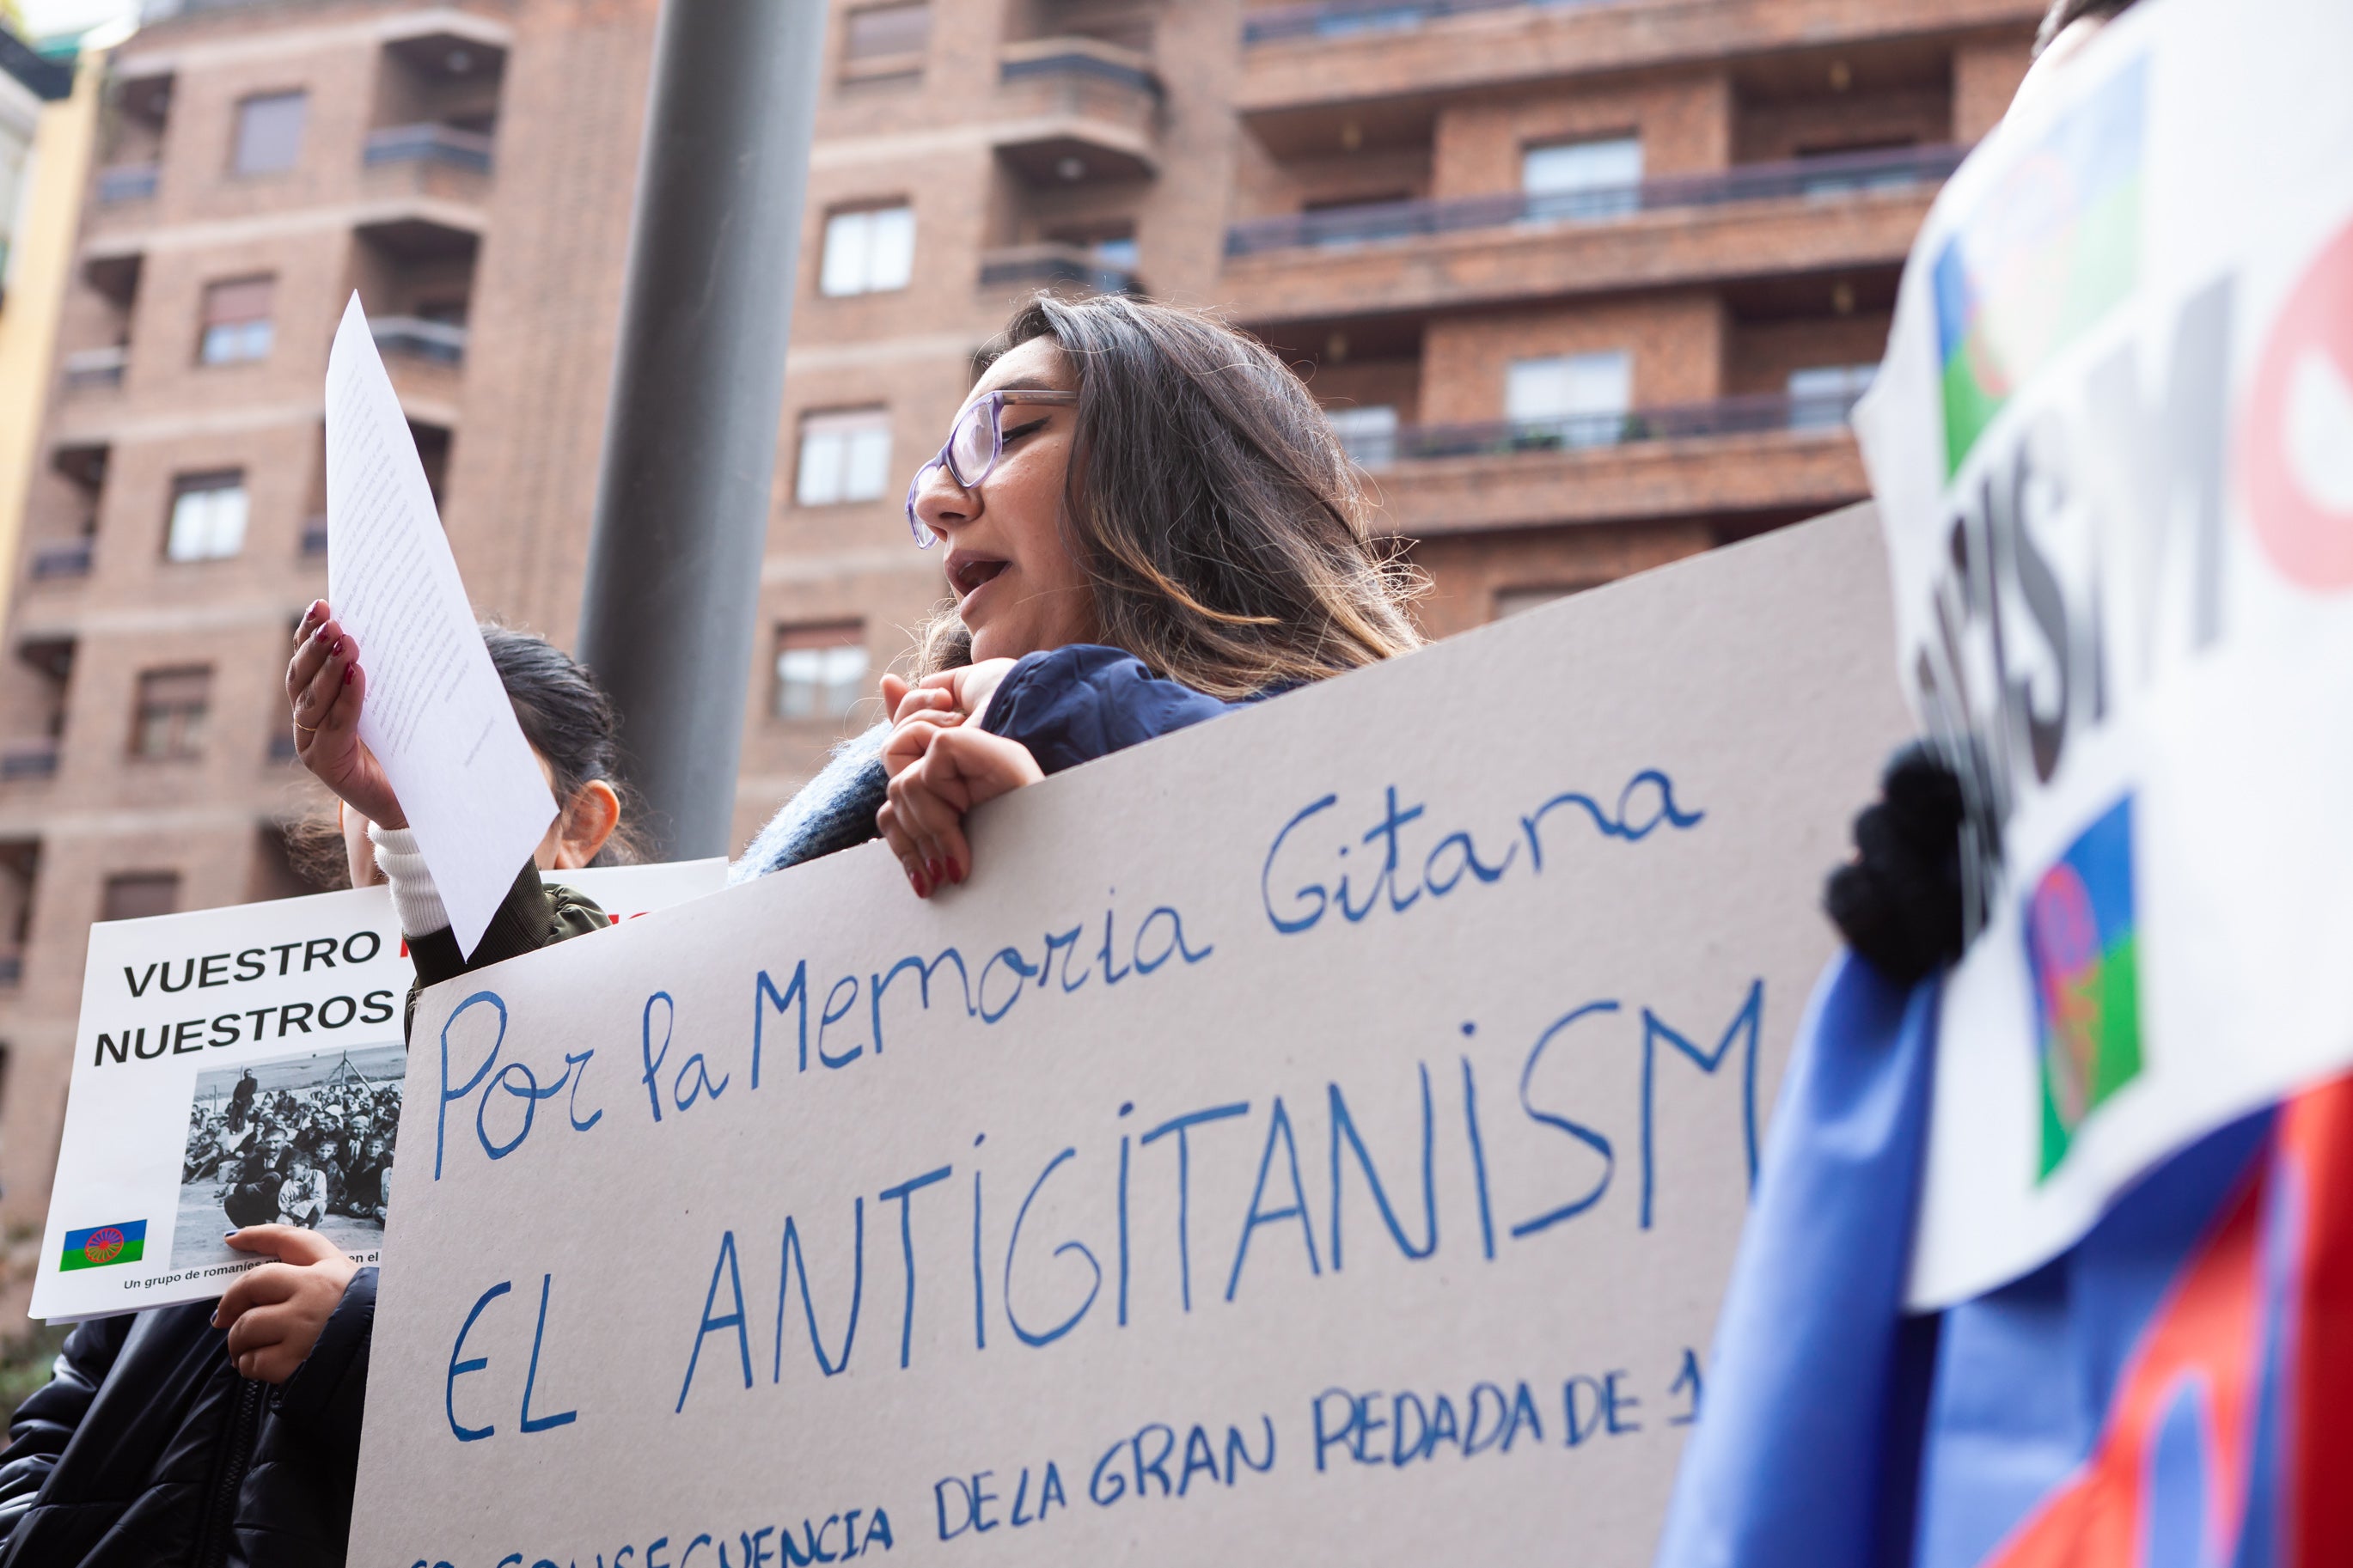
[{"xmin": 0, "ymin": 0, "xmax": 2040, "ymax": 1279}]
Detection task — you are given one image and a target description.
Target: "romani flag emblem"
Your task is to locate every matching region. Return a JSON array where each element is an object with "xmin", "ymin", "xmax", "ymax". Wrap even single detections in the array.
[{"xmin": 61, "ymin": 1220, "xmax": 146, "ymax": 1272}]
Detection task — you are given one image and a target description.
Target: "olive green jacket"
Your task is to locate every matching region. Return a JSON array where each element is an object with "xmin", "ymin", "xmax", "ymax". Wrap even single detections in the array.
[{"xmin": 401, "ymin": 860, "xmax": 608, "ymax": 1040}]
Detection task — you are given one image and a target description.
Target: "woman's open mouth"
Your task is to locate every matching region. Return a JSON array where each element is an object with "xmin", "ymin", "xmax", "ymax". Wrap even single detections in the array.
[{"xmin": 947, "ymin": 551, "xmax": 1010, "ymax": 608}]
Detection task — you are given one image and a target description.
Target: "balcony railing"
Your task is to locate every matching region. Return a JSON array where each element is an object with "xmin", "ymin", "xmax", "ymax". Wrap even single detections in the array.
[
  {"xmin": 1244, "ymin": 0, "xmax": 1622, "ymax": 44},
  {"xmin": 62, "ymin": 345, "xmax": 127, "ymax": 391},
  {"xmin": 1340, "ymin": 387, "xmax": 1867, "ymax": 468},
  {"xmin": 979, "ymin": 243, "xmax": 1140, "ymax": 298},
  {"xmin": 999, "ymin": 40, "xmax": 1162, "ymax": 100},
  {"xmin": 364, "ymin": 123, "xmax": 496, "ymax": 175},
  {"xmin": 96, "ymin": 162, "xmax": 159, "ymax": 204},
  {"xmin": 371, "ymin": 316, "xmax": 468, "ymax": 365},
  {"xmin": 30, "ymin": 540, "xmax": 95, "ymax": 579},
  {"xmin": 302, "ymin": 515, "xmax": 329, "ymax": 556},
  {"xmin": 0, "ymin": 740, "xmax": 58, "ymax": 780},
  {"xmin": 1227, "ymin": 143, "xmax": 1965, "ymax": 257}
]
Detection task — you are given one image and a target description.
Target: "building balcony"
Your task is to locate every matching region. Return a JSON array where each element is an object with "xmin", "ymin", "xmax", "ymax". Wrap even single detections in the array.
[
  {"xmin": 978, "ymin": 243, "xmax": 1141, "ymax": 299},
  {"xmin": 1232, "ymin": 144, "xmax": 1959, "ymax": 255},
  {"xmin": 371, "ymin": 315, "xmax": 468, "ymax": 366},
  {"xmin": 28, "ymin": 540, "xmax": 93, "ymax": 579},
  {"xmin": 95, "ymin": 163, "xmax": 158, "ymax": 204},
  {"xmin": 60, "ymin": 345, "xmax": 126, "ymax": 393},
  {"xmin": 992, "ymin": 37, "xmax": 1162, "ymax": 185},
  {"xmin": 1236, "ymin": 0, "xmax": 2045, "ymax": 114},
  {"xmin": 1352, "ymin": 392, "xmax": 1869, "ymax": 537},
  {"xmin": 1225, "ymin": 148, "xmax": 1955, "ymax": 323},
  {"xmin": 0, "ymin": 740, "xmax": 58, "ymax": 782},
  {"xmin": 365, "ymin": 122, "xmax": 496, "ymax": 176}
]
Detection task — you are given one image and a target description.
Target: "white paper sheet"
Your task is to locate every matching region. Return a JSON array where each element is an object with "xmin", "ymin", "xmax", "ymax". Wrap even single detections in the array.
[{"xmin": 325, "ymin": 294, "xmax": 556, "ymax": 957}]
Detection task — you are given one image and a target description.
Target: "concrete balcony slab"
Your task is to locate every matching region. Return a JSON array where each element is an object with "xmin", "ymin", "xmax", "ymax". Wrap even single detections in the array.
[{"xmin": 1362, "ymin": 424, "xmax": 1867, "ymax": 536}]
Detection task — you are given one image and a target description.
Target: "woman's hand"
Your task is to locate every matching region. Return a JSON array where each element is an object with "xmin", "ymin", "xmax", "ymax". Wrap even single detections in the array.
[
  {"xmin": 212, "ymin": 1225, "xmax": 362, "ymax": 1383},
  {"xmin": 877, "ymin": 659, "xmax": 1019, "ymax": 779},
  {"xmin": 288, "ymin": 600, "xmax": 405, "ymax": 830},
  {"xmin": 877, "ymin": 724, "xmax": 1043, "ymax": 895}
]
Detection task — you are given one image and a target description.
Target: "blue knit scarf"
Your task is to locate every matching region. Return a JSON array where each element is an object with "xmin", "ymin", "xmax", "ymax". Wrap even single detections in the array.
[{"xmin": 726, "ymin": 723, "xmax": 890, "ymax": 886}]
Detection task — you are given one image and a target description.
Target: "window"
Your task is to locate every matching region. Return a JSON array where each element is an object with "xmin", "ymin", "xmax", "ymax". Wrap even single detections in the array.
[
  {"xmin": 101, "ymin": 871, "xmax": 180, "ymax": 921},
  {"xmin": 1507, "ymin": 351, "xmax": 1633, "ymax": 447},
  {"xmin": 199, "ymin": 277, "xmax": 275, "ymax": 364},
  {"xmin": 1786, "ymin": 363, "xmax": 1878, "ymax": 429},
  {"xmin": 132, "ymin": 668, "xmax": 211, "ymax": 760},
  {"xmin": 795, "ymin": 408, "xmax": 893, "ymax": 506},
  {"xmin": 1523, "ymin": 136, "xmax": 1643, "ymax": 221},
  {"xmin": 233, "ymin": 91, "xmax": 307, "ymax": 175},
  {"xmin": 165, "ymin": 473, "xmax": 248, "ymax": 562},
  {"xmin": 820, "ymin": 205, "xmax": 915, "ymax": 296},
  {"xmin": 845, "ymin": 3, "xmax": 930, "ymax": 65},
  {"xmin": 774, "ymin": 624, "xmax": 870, "ymax": 720},
  {"xmin": 1325, "ymin": 405, "xmax": 1399, "ymax": 468}
]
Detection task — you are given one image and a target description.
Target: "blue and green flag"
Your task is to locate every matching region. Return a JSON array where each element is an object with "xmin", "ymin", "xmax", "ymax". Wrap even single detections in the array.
[{"xmin": 60, "ymin": 1219, "xmax": 145, "ymax": 1272}]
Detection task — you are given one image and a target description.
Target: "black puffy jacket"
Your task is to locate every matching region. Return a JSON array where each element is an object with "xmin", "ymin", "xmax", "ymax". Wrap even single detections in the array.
[
  {"xmin": 0, "ymin": 1273, "xmax": 376, "ymax": 1566},
  {"xmin": 0, "ymin": 864, "xmax": 608, "ymax": 1565}
]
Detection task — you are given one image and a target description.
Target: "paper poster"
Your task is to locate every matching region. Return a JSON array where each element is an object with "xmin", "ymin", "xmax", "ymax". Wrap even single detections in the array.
[
  {"xmin": 30, "ymin": 861, "xmax": 724, "ymax": 1323},
  {"xmin": 1851, "ymin": 0, "xmax": 2353, "ymax": 1309},
  {"xmin": 350, "ymin": 509, "xmax": 1910, "ymax": 1565}
]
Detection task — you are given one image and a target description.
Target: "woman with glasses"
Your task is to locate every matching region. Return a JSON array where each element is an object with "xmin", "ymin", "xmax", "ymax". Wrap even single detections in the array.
[{"xmin": 735, "ymin": 292, "xmax": 1426, "ymax": 892}]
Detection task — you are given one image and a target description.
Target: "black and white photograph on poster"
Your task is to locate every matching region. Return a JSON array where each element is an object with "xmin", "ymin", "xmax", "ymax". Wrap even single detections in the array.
[{"xmin": 171, "ymin": 1041, "xmax": 403, "ymax": 1269}]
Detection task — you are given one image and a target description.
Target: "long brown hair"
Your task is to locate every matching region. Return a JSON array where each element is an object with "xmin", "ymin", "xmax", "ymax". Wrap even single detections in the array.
[{"xmin": 914, "ymin": 296, "xmax": 1422, "ymax": 699}]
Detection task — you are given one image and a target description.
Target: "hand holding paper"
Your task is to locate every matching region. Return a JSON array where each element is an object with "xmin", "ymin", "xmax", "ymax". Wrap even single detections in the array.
[{"xmin": 322, "ymin": 294, "xmax": 554, "ymax": 954}]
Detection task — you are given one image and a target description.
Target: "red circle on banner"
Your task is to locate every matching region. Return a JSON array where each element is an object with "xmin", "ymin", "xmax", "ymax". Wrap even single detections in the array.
[
  {"xmin": 2242, "ymin": 217, "xmax": 2353, "ymax": 589},
  {"xmin": 83, "ymin": 1227, "xmax": 124, "ymax": 1266}
]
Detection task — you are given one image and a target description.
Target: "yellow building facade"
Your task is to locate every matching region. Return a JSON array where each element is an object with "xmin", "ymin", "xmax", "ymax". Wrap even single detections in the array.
[{"xmin": 0, "ymin": 27, "xmax": 95, "ymax": 651}]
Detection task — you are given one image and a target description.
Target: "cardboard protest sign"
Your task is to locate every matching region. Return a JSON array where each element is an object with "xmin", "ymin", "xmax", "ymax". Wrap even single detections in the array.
[
  {"xmin": 1852, "ymin": 0, "xmax": 2353, "ymax": 1309},
  {"xmin": 31, "ymin": 861, "xmax": 722, "ymax": 1323},
  {"xmin": 351, "ymin": 509, "xmax": 1907, "ymax": 1565}
]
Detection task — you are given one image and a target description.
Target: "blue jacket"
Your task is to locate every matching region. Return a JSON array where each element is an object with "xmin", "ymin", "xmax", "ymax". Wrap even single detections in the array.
[{"xmin": 731, "ymin": 644, "xmax": 1238, "ymax": 882}]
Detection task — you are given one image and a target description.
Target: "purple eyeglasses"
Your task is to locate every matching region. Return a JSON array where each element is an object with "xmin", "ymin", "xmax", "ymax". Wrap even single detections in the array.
[{"xmin": 905, "ymin": 389, "xmax": 1079, "ymax": 547}]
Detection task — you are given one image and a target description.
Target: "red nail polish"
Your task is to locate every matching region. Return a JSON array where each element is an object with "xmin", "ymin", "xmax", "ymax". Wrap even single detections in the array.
[
  {"xmin": 342, "ymin": 664, "xmax": 356, "ymax": 686},
  {"xmin": 950, "ymin": 860, "xmax": 964, "ymax": 885},
  {"xmin": 330, "ymin": 637, "xmax": 345, "ymax": 656},
  {"xmin": 314, "ymin": 625, "xmax": 330, "ymax": 644}
]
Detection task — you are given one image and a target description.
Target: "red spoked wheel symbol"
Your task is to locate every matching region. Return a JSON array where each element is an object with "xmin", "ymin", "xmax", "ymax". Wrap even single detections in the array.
[
  {"xmin": 2243, "ymin": 217, "xmax": 2353, "ymax": 589},
  {"xmin": 82, "ymin": 1226, "xmax": 125, "ymax": 1266},
  {"xmin": 2028, "ymin": 863, "xmax": 2104, "ymax": 1126}
]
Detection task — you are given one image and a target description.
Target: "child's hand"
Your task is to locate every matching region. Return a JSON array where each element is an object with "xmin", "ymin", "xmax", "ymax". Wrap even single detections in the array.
[
  {"xmin": 877, "ymin": 725, "xmax": 1043, "ymax": 895},
  {"xmin": 212, "ymin": 1225, "xmax": 362, "ymax": 1383},
  {"xmin": 287, "ymin": 600, "xmax": 406, "ymax": 829}
]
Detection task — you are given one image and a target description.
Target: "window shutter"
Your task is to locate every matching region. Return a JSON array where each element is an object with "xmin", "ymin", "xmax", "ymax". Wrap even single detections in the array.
[
  {"xmin": 203, "ymin": 277, "xmax": 275, "ymax": 326},
  {"xmin": 846, "ymin": 3, "xmax": 930, "ymax": 60}
]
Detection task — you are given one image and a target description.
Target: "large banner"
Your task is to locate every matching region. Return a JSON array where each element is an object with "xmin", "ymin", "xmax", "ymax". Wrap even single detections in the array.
[
  {"xmin": 1854, "ymin": 0, "xmax": 2353, "ymax": 1309},
  {"xmin": 352, "ymin": 509, "xmax": 1908, "ymax": 1565},
  {"xmin": 31, "ymin": 861, "xmax": 723, "ymax": 1323}
]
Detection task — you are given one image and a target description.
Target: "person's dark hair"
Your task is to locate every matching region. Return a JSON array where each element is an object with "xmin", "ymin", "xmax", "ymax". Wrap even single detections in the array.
[
  {"xmin": 284, "ymin": 623, "xmax": 645, "ymax": 888},
  {"xmin": 481, "ymin": 623, "xmax": 645, "ymax": 866},
  {"xmin": 918, "ymin": 295, "xmax": 1424, "ymax": 700},
  {"xmin": 2036, "ymin": 0, "xmax": 2135, "ymax": 53}
]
